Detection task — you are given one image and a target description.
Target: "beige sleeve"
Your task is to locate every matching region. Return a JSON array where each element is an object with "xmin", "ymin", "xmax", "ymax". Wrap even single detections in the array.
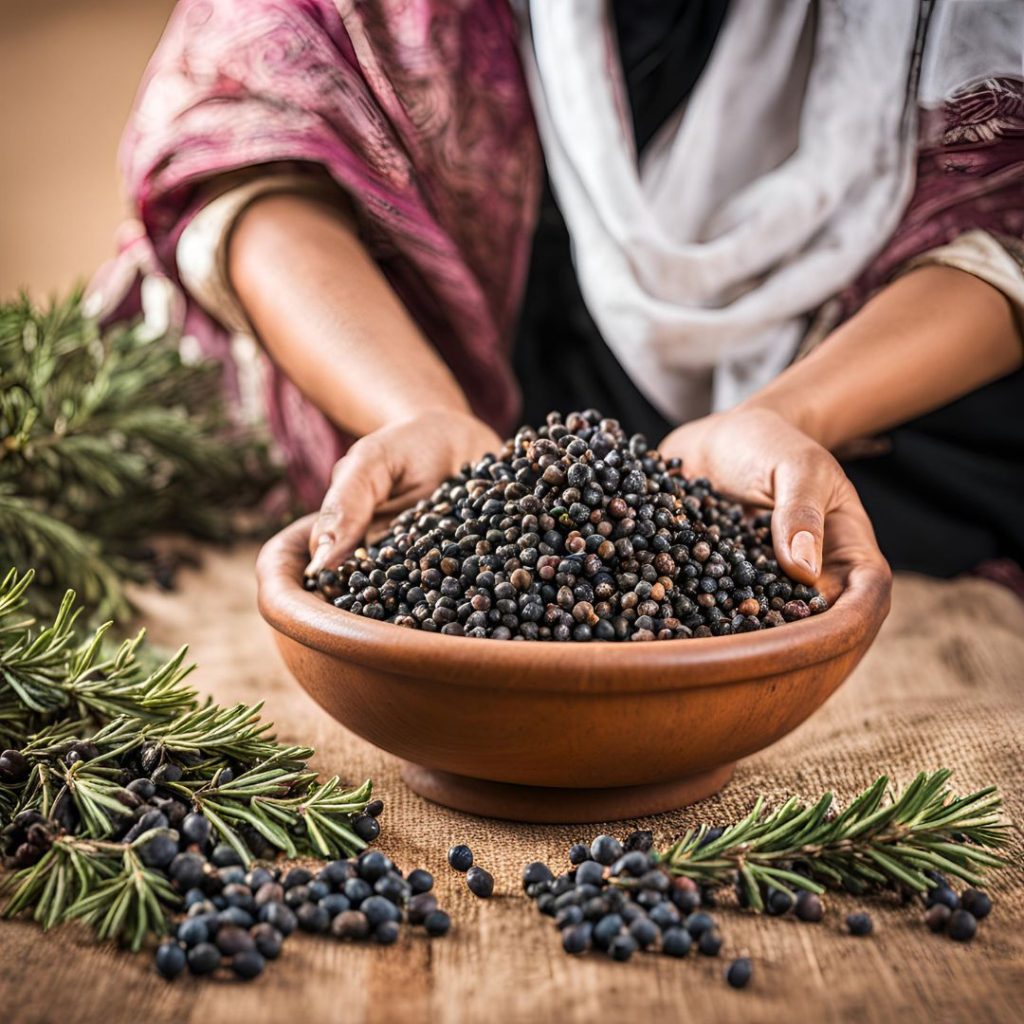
[
  {"xmin": 176, "ymin": 174, "xmax": 344, "ymax": 334},
  {"xmin": 900, "ymin": 228, "xmax": 1024, "ymax": 344}
]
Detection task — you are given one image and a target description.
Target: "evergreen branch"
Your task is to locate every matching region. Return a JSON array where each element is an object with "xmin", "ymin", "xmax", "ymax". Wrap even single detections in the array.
[
  {"xmin": 659, "ymin": 770, "xmax": 1012, "ymax": 911},
  {"xmin": 1, "ymin": 568, "xmax": 375, "ymax": 947},
  {"xmin": 1, "ymin": 290, "xmax": 278, "ymax": 622}
]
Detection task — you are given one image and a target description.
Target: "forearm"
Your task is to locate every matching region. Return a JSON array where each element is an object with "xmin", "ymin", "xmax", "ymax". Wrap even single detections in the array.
[
  {"xmin": 229, "ymin": 192, "xmax": 470, "ymax": 437},
  {"xmin": 739, "ymin": 265, "xmax": 1023, "ymax": 451}
]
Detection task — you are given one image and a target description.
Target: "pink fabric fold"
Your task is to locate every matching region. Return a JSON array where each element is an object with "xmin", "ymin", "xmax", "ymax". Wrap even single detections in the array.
[{"xmin": 118, "ymin": 0, "xmax": 540, "ymax": 509}]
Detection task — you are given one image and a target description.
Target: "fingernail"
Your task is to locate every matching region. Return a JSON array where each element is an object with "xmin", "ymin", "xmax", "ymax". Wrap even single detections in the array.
[
  {"xmin": 304, "ymin": 534, "xmax": 334, "ymax": 576},
  {"xmin": 791, "ymin": 530, "xmax": 819, "ymax": 577}
]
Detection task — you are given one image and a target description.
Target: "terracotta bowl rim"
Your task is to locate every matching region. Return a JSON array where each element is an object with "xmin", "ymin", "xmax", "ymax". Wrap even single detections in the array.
[{"xmin": 256, "ymin": 514, "xmax": 892, "ymax": 693}]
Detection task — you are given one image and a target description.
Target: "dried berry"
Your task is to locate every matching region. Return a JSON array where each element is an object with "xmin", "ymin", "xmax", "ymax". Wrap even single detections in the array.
[
  {"xmin": 407, "ymin": 868, "xmax": 434, "ymax": 894},
  {"xmin": 155, "ymin": 941, "xmax": 187, "ymax": 979},
  {"xmin": 726, "ymin": 957, "xmax": 753, "ymax": 989},
  {"xmin": 352, "ymin": 814, "xmax": 380, "ymax": 842},
  {"xmin": 925, "ymin": 904, "xmax": 951, "ymax": 932},
  {"xmin": 466, "ymin": 866, "xmax": 494, "ymax": 898},
  {"xmin": 259, "ymin": 902, "xmax": 297, "ymax": 936},
  {"xmin": 608, "ymin": 934, "xmax": 639, "ymax": 961},
  {"xmin": 296, "ymin": 902, "xmax": 331, "ymax": 933},
  {"xmin": 407, "ymin": 893, "xmax": 439, "ymax": 925},
  {"xmin": 590, "ymin": 835, "xmax": 623, "ymax": 866},
  {"xmin": 423, "ymin": 910, "xmax": 452, "ymax": 937},
  {"xmin": 186, "ymin": 942, "xmax": 221, "ymax": 975},
  {"xmin": 374, "ymin": 920, "xmax": 401, "ymax": 945},
  {"xmin": 0, "ymin": 749, "xmax": 30, "ymax": 783},
  {"xmin": 661, "ymin": 927, "xmax": 692, "ymax": 957},
  {"xmin": 523, "ymin": 861, "xmax": 554, "ymax": 890},
  {"xmin": 960, "ymin": 889, "xmax": 992, "ymax": 920},
  {"xmin": 332, "ymin": 910, "xmax": 370, "ymax": 940},
  {"xmin": 925, "ymin": 886, "xmax": 959, "ymax": 911},
  {"xmin": 765, "ymin": 887, "xmax": 794, "ymax": 916},
  {"xmin": 230, "ymin": 950, "xmax": 266, "ymax": 979},
  {"xmin": 948, "ymin": 909, "xmax": 977, "ymax": 942},
  {"xmin": 251, "ymin": 923, "xmax": 283, "ymax": 959},
  {"xmin": 562, "ymin": 922, "xmax": 592, "ymax": 954},
  {"xmin": 448, "ymin": 844, "xmax": 473, "ymax": 872},
  {"xmin": 794, "ymin": 891, "xmax": 823, "ymax": 923},
  {"xmin": 846, "ymin": 912, "xmax": 873, "ymax": 936}
]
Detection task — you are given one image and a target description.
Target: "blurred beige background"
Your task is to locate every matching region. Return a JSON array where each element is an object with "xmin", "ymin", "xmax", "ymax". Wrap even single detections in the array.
[{"xmin": 0, "ymin": 0, "xmax": 175, "ymax": 296}]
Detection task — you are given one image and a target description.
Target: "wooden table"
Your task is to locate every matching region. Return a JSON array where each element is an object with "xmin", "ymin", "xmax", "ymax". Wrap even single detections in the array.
[{"xmin": 2, "ymin": 544, "xmax": 1022, "ymax": 1024}]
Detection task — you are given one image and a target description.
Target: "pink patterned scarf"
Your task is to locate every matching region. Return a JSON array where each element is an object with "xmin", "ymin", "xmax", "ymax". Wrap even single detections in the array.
[{"xmin": 117, "ymin": 0, "xmax": 540, "ymax": 509}]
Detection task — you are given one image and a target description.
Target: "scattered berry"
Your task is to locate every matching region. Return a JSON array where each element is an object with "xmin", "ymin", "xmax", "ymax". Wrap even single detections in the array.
[
  {"xmin": 960, "ymin": 889, "xmax": 992, "ymax": 920},
  {"xmin": 448, "ymin": 844, "xmax": 473, "ymax": 872},
  {"xmin": 563, "ymin": 922, "xmax": 592, "ymax": 954},
  {"xmin": 230, "ymin": 950, "xmax": 265, "ymax": 979},
  {"xmin": 608, "ymin": 934, "xmax": 639, "ymax": 961},
  {"xmin": 794, "ymin": 891, "xmax": 824, "ymax": 922},
  {"xmin": 424, "ymin": 910, "xmax": 452, "ymax": 937},
  {"xmin": 661, "ymin": 927, "xmax": 692, "ymax": 958},
  {"xmin": 948, "ymin": 909, "xmax": 977, "ymax": 942},
  {"xmin": 590, "ymin": 835, "xmax": 624, "ymax": 866},
  {"xmin": 925, "ymin": 886, "xmax": 959, "ymax": 911},
  {"xmin": 726, "ymin": 957, "xmax": 753, "ymax": 989},
  {"xmin": 407, "ymin": 868, "xmax": 434, "ymax": 894},
  {"xmin": 374, "ymin": 920, "xmax": 401, "ymax": 945},
  {"xmin": 466, "ymin": 866, "xmax": 494, "ymax": 898},
  {"xmin": 186, "ymin": 942, "xmax": 221, "ymax": 975},
  {"xmin": 155, "ymin": 941, "xmax": 187, "ymax": 979},
  {"xmin": 846, "ymin": 912, "xmax": 873, "ymax": 937},
  {"xmin": 332, "ymin": 910, "xmax": 370, "ymax": 940}
]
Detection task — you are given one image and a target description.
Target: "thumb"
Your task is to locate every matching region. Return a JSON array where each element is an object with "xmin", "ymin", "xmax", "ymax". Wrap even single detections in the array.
[
  {"xmin": 305, "ymin": 438, "xmax": 395, "ymax": 576},
  {"xmin": 769, "ymin": 455, "xmax": 838, "ymax": 585}
]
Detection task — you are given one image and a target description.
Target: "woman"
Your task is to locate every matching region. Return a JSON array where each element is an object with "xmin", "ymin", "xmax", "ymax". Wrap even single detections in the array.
[{"xmin": 111, "ymin": 0, "xmax": 1024, "ymax": 594}]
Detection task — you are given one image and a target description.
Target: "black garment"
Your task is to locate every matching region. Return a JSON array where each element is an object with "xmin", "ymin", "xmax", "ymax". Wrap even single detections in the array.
[
  {"xmin": 511, "ymin": 2, "xmax": 1024, "ymax": 578},
  {"xmin": 844, "ymin": 368, "xmax": 1024, "ymax": 574},
  {"xmin": 513, "ymin": 1, "xmax": 729, "ymax": 443}
]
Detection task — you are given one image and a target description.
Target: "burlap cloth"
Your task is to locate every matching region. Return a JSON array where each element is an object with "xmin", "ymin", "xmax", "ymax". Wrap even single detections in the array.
[{"xmin": 1, "ymin": 543, "xmax": 1021, "ymax": 1024}]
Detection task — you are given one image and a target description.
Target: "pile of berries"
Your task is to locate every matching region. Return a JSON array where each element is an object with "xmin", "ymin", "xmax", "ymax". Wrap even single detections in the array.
[
  {"xmin": 155, "ymin": 835, "xmax": 452, "ymax": 982},
  {"xmin": 922, "ymin": 876, "xmax": 992, "ymax": 943},
  {"xmin": 522, "ymin": 831, "xmax": 752, "ymax": 988},
  {"xmin": 311, "ymin": 410, "xmax": 827, "ymax": 641}
]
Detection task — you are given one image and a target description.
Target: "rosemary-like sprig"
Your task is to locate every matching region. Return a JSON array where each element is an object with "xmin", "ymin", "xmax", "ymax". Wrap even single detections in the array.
[
  {"xmin": 0, "ymin": 290, "xmax": 277, "ymax": 623},
  {"xmin": 1, "ymin": 567, "xmax": 375, "ymax": 946},
  {"xmin": 659, "ymin": 770, "xmax": 1011, "ymax": 911},
  {"xmin": 2, "ymin": 829, "xmax": 180, "ymax": 950}
]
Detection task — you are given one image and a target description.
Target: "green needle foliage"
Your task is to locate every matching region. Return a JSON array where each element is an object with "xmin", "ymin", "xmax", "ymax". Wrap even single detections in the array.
[
  {"xmin": 0, "ymin": 568, "xmax": 373, "ymax": 948},
  {"xmin": 0, "ymin": 290, "xmax": 276, "ymax": 621},
  {"xmin": 658, "ymin": 770, "xmax": 1011, "ymax": 911}
]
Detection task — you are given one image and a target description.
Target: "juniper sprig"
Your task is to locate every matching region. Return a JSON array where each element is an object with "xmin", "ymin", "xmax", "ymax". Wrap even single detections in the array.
[
  {"xmin": 0, "ymin": 568, "xmax": 374, "ymax": 947},
  {"xmin": 658, "ymin": 770, "xmax": 1011, "ymax": 911},
  {"xmin": 0, "ymin": 290, "xmax": 276, "ymax": 621}
]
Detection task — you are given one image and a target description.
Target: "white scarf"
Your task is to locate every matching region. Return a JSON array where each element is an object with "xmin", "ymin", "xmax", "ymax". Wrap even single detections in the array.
[{"xmin": 522, "ymin": 0, "xmax": 1023, "ymax": 423}]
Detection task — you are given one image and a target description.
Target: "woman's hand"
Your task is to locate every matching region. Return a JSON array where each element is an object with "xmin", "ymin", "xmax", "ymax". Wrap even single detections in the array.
[
  {"xmin": 659, "ymin": 408, "xmax": 884, "ymax": 586},
  {"xmin": 305, "ymin": 411, "xmax": 502, "ymax": 576}
]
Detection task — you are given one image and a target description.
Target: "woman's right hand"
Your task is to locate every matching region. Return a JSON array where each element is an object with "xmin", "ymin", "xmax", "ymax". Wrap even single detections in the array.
[{"xmin": 305, "ymin": 411, "xmax": 502, "ymax": 576}]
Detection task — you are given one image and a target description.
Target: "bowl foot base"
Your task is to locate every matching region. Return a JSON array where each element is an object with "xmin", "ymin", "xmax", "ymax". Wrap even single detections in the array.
[{"xmin": 399, "ymin": 762, "xmax": 735, "ymax": 823}]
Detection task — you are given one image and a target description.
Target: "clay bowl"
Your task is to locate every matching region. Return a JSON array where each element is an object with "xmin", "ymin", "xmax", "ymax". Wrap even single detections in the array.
[{"xmin": 257, "ymin": 515, "xmax": 891, "ymax": 823}]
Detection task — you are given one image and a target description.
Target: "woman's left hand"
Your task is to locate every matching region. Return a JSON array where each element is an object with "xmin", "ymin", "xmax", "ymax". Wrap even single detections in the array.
[{"xmin": 659, "ymin": 408, "xmax": 884, "ymax": 586}]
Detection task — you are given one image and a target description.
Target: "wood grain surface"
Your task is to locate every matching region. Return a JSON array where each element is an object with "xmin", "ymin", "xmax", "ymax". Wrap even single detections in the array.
[{"xmin": 1, "ymin": 543, "xmax": 1022, "ymax": 1024}]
